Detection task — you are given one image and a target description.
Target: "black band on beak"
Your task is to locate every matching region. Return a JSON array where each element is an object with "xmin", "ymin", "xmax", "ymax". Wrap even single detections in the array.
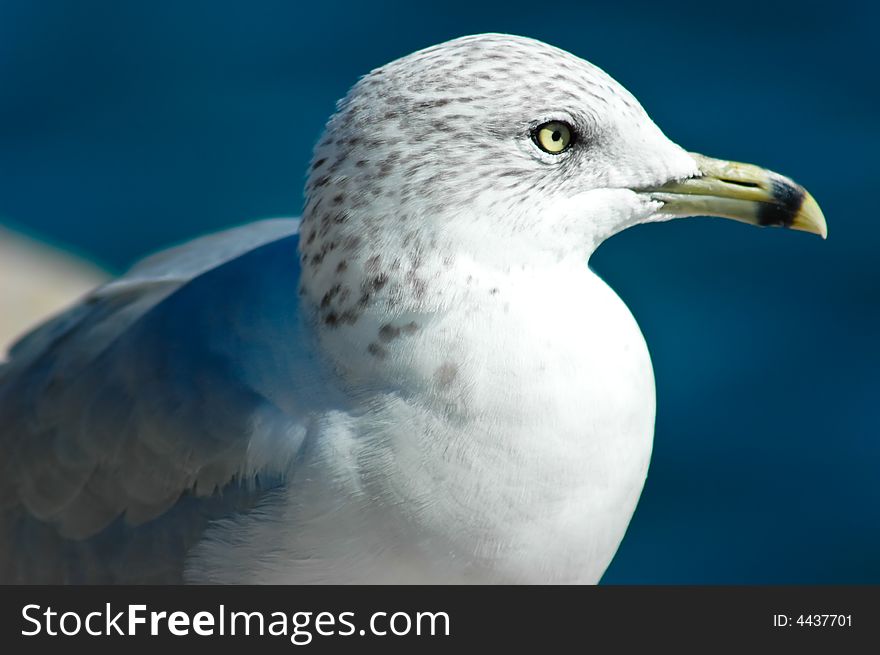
[{"xmin": 757, "ymin": 179, "xmax": 807, "ymax": 229}]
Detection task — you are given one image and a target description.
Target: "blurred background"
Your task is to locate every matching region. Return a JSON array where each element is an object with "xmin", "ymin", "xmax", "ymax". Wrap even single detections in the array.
[{"xmin": 0, "ymin": 0, "xmax": 876, "ymax": 582}]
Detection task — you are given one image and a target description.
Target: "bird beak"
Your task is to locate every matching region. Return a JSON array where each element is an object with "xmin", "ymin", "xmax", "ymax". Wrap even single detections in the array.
[{"xmin": 639, "ymin": 153, "xmax": 827, "ymax": 238}]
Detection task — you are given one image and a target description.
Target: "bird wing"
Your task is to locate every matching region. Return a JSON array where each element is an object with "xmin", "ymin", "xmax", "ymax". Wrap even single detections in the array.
[{"xmin": 0, "ymin": 218, "xmax": 325, "ymax": 582}]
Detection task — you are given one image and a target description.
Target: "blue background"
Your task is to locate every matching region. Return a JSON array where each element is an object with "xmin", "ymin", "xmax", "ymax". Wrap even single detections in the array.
[{"xmin": 0, "ymin": 0, "xmax": 876, "ymax": 583}]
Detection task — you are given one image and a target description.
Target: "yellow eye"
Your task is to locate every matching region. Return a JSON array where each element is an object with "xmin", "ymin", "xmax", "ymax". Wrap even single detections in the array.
[{"xmin": 534, "ymin": 121, "xmax": 573, "ymax": 154}]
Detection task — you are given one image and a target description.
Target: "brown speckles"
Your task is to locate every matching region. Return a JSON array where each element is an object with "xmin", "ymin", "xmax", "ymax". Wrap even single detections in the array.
[
  {"xmin": 367, "ymin": 342, "xmax": 387, "ymax": 359},
  {"xmin": 414, "ymin": 98, "xmax": 451, "ymax": 110},
  {"xmin": 368, "ymin": 273, "xmax": 389, "ymax": 292},
  {"xmin": 434, "ymin": 362, "xmax": 459, "ymax": 387},
  {"xmin": 338, "ymin": 309, "xmax": 360, "ymax": 325},
  {"xmin": 321, "ymin": 284, "xmax": 342, "ymax": 309},
  {"xmin": 342, "ymin": 235, "xmax": 362, "ymax": 252},
  {"xmin": 378, "ymin": 324, "xmax": 400, "ymax": 342},
  {"xmin": 376, "ymin": 320, "xmax": 420, "ymax": 343},
  {"xmin": 336, "ymin": 260, "xmax": 348, "ymax": 273},
  {"xmin": 317, "ymin": 215, "xmax": 333, "ymax": 239},
  {"xmin": 365, "ymin": 255, "xmax": 381, "ymax": 274},
  {"xmin": 430, "ymin": 119, "xmax": 456, "ymax": 134},
  {"xmin": 305, "ymin": 195, "xmax": 322, "ymax": 215},
  {"xmin": 379, "ymin": 155, "xmax": 398, "ymax": 175},
  {"xmin": 405, "ymin": 271, "xmax": 427, "ymax": 299},
  {"xmin": 332, "ymin": 193, "xmax": 345, "ymax": 205},
  {"xmin": 322, "ymin": 306, "xmax": 360, "ymax": 328}
]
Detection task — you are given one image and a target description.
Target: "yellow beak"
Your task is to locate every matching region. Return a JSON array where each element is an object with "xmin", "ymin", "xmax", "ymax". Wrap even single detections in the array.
[{"xmin": 640, "ymin": 153, "xmax": 827, "ymax": 239}]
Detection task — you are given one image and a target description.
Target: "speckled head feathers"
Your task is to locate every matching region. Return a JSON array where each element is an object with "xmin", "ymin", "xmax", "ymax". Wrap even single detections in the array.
[{"xmin": 298, "ymin": 34, "xmax": 696, "ymax": 331}]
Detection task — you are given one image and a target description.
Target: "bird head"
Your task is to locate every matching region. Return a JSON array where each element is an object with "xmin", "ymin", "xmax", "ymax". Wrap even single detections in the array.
[{"xmin": 299, "ymin": 34, "xmax": 825, "ymax": 327}]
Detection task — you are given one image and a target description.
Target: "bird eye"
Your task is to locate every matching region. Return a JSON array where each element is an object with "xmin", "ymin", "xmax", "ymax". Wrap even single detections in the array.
[{"xmin": 533, "ymin": 121, "xmax": 573, "ymax": 154}]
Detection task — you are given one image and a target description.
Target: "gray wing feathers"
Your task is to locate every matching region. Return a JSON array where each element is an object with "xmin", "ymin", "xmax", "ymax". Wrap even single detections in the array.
[{"xmin": 0, "ymin": 219, "xmax": 308, "ymax": 580}]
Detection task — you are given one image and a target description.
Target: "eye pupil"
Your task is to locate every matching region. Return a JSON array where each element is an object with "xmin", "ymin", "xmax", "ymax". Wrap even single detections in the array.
[{"xmin": 551, "ymin": 130, "xmax": 561, "ymax": 141}]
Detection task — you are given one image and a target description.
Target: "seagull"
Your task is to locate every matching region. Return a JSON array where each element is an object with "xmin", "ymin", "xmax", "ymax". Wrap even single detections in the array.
[{"xmin": 0, "ymin": 34, "xmax": 826, "ymax": 584}]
